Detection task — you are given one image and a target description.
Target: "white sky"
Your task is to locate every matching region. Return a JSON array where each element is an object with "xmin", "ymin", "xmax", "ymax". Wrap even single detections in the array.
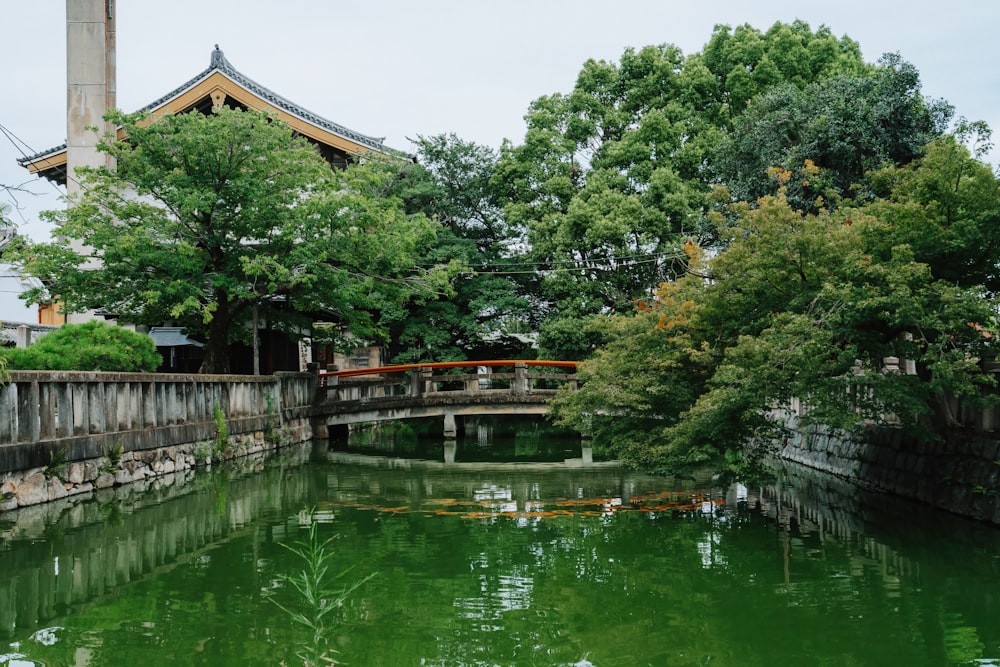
[{"xmin": 3, "ymin": 0, "xmax": 998, "ymax": 241}]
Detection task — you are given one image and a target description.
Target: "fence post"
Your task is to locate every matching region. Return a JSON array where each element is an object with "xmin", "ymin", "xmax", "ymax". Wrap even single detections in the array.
[{"xmin": 567, "ymin": 365, "xmax": 578, "ymax": 392}]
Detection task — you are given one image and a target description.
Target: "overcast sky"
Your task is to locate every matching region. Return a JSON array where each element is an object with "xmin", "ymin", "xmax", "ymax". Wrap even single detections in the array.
[{"xmin": 3, "ymin": 0, "xmax": 998, "ymax": 240}]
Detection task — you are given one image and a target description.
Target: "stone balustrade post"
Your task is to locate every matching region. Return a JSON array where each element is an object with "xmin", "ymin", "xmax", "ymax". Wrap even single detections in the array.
[
  {"xmin": 513, "ymin": 362, "xmax": 529, "ymax": 395},
  {"xmin": 408, "ymin": 370, "xmax": 422, "ymax": 397},
  {"xmin": 0, "ymin": 383, "xmax": 15, "ymax": 444},
  {"xmin": 15, "ymin": 325, "xmax": 31, "ymax": 348},
  {"xmin": 324, "ymin": 365, "xmax": 339, "ymax": 401}
]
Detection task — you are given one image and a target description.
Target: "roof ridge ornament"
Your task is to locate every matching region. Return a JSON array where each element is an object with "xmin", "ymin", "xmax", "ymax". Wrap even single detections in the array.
[{"xmin": 210, "ymin": 45, "xmax": 231, "ymax": 70}]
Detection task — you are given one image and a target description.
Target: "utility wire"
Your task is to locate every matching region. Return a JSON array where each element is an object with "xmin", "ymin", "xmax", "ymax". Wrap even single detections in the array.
[
  {"xmin": 460, "ymin": 250, "xmax": 684, "ymax": 269},
  {"xmin": 462, "ymin": 254, "xmax": 687, "ymax": 275},
  {"xmin": 0, "ymin": 120, "xmax": 71, "ymax": 229},
  {"xmin": 439, "ymin": 249, "xmax": 690, "ymax": 275},
  {"xmin": 0, "ymin": 121, "xmax": 71, "ymax": 197}
]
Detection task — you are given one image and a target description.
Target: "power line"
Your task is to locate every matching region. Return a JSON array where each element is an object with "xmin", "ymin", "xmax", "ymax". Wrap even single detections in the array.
[
  {"xmin": 0, "ymin": 121, "xmax": 70, "ymax": 228},
  {"xmin": 464, "ymin": 254, "xmax": 687, "ymax": 275},
  {"xmin": 0, "ymin": 121, "xmax": 71, "ymax": 197},
  {"xmin": 482, "ymin": 250, "xmax": 680, "ymax": 268},
  {"xmin": 436, "ymin": 249, "xmax": 689, "ymax": 275}
]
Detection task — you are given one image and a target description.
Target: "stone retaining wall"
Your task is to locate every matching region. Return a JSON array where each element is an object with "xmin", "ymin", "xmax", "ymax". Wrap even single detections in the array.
[
  {"xmin": 0, "ymin": 370, "xmax": 316, "ymax": 511},
  {"xmin": 780, "ymin": 416, "xmax": 1000, "ymax": 525}
]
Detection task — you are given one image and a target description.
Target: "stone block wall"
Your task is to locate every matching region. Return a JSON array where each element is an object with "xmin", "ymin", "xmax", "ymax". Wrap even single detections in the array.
[{"xmin": 780, "ymin": 417, "xmax": 1000, "ymax": 525}]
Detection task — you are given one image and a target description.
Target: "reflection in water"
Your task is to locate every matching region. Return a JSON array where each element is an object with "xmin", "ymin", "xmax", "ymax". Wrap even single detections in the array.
[{"xmin": 0, "ymin": 440, "xmax": 998, "ymax": 666}]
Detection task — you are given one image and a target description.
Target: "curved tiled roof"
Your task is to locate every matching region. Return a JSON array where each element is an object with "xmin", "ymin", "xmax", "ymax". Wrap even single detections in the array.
[
  {"xmin": 142, "ymin": 46, "xmax": 389, "ymax": 152},
  {"xmin": 19, "ymin": 46, "xmax": 392, "ymax": 167},
  {"xmin": 18, "ymin": 143, "xmax": 67, "ymax": 166}
]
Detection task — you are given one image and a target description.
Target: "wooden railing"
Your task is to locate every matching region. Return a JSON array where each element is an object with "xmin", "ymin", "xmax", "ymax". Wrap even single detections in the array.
[{"xmin": 317, "ymin": 360, "xmax": 579, "ymax": 403}]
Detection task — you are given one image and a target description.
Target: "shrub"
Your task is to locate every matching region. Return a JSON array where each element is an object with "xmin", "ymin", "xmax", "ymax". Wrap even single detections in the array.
[{"xmin": 0, "ymin": 321, "xmax": 161, "ymax": 372}]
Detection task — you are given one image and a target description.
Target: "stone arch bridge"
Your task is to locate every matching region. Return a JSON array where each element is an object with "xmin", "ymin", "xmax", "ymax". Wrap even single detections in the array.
[{"xmin": 312, "ymin": 360, "xmax": 579, "ymax": 440}]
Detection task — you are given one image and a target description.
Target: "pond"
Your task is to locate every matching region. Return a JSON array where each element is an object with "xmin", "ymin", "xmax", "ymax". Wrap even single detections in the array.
[{"xmin": 1, "ymin": 418, "xmax": 999, "ymax": 666}]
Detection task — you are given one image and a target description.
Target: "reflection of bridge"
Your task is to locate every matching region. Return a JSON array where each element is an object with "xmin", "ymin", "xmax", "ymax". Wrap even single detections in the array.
[{"xmin": 314, "ymin": 361, "xmax": 579, "ymax": 439}]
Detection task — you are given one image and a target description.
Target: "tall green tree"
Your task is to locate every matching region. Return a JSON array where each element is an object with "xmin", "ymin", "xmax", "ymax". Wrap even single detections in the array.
[
  {"xmin": 11, "ymin": 107, "xmax": 445, "ymax": 373},
  {"xmin": 553, "ymin": 174, "xmax": 1000, "ymax": 471},
  {"xmin": 495, "ymin": 21, "xmax": 871, "ymax": 358},
  {"xmin": 700, "ymin": 20, "xmax": 867, "ymax": 117},
  {"xmin": 385, "ymin": 134, "xmax": 536, "ymax": 362},
  {"xmin": 714, "ymin": 54, "xmax": 952, "ymax": 212},
  {"xmin": 863, "ymin": 131, "xmax": 1000, "ymax": 292}
]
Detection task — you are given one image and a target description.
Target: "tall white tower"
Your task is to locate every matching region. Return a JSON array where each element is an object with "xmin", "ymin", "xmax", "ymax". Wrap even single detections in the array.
[
  {"xmin": 66, "ymin": 0, "xmax": 116, "ymax": 193},
  {"xmin": 65, "ymin": 0, "xmax": 116, "ymax": 322}
]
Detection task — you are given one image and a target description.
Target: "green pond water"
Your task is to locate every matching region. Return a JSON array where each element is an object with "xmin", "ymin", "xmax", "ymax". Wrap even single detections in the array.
[{"xmin": 1, "ymin": 418, "xmax": 999, "ymax": 666}]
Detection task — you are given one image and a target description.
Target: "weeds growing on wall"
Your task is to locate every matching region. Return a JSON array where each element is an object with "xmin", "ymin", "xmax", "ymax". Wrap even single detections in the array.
[
  {"xmin": 99, "ymin": 440, "xmax": 124, "ymax": 475},
  {"xmin": 264, "ymin": 391, "xmax": 279, "ymax": 442},
  {"xmin": 43, "ymin": 446, "xmax": 68, "ymax": 481},
  {"xmin": 213, "ymin": 403, "xmax": 228, "ymax": 456}
]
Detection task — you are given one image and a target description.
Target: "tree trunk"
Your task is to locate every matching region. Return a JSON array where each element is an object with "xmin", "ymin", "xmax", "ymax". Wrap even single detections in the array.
[{"xmin": 200, "ymin": 299, "xmax": 234, "ymax": 374}]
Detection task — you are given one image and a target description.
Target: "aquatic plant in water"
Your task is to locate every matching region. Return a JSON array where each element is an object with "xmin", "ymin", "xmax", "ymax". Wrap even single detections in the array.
[{"xmin": 273, "ymin": 511, "xmax": 373, "ymax": 666}]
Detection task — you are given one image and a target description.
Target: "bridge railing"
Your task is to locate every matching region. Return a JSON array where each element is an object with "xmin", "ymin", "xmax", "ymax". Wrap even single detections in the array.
[{"xmin": 317, "ymin": 360, "xmax": 579, "ymax": 403}]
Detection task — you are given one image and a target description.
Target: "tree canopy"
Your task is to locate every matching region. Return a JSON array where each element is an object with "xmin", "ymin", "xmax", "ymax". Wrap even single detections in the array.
[
  {"xmin": 714, "ymin": 54, "xmax": 953, "ymax": 212},
  {"xmin": 11, "ymin": 107, "xmax": 447, "ymax": 373},
  {"xmin": 551, "ymin": 142, "xmax": 1000, "ymax": 472},
  {"xmin": 383, "ymin": 134, "xmax": 536, "ymax": 363},
  {"xmin": 372, "ymin": 22, "xmax": 997, "ymax": 475},
  {"xmin": 491, "ymin": 21, "xmax": 946, "ymax": 359}
]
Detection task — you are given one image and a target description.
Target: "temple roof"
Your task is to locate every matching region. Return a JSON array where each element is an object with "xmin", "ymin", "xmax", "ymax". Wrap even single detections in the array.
[
  {"xmin": 20, "ymin": 46, "xmax": 395, "ymax": 184},
  {"xmin": 148, "ymin": 326, "xmax": 204, "ymax": 348}
]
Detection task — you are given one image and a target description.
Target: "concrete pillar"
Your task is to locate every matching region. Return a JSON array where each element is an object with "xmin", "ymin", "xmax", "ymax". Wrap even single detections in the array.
[
  {"xmin": 0, "ymin": 384, "xmax": 16, "ymax": 445},
  {"xmin": 66, "ymin": 0, "xmax": 116, "ymax": 322},
  {"xmin": 581, "ymin": 445, "xmax": 593, "ymax": 465},
  {"xmin": 443, "ymin": 412, "xmax": 457, "ymax": 439},
  {"xmin": 16, "ymin": 381, "xmax": 40, "ymax": 444},
  {"xmin": 88, "ymin": 383, "xmax": 105, "ymax": 434},
  {"xmin": 72, "ymin": 383, "xmax": 89, "ymax": 435},
  {"xmin": 142, "ymin": 382, "xmax": 156, "ymax": 428},
  {"xmin": 322, "ymin": 366, "xmax": 339, "ymax": 401},
  {"xmin": 444, "ymin": 440, "xmax": 457, "ymax": 464},
  {"xmin": 56, "ymin": 383, "xmax": 73, "ymax": 438},
  {"xmin": 67, "ymin": 0, "xmax": 116, "ymax": 193},
  {"xmin": 38, "ymin": 383, "xmax": 54, "ymax": 440}
]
